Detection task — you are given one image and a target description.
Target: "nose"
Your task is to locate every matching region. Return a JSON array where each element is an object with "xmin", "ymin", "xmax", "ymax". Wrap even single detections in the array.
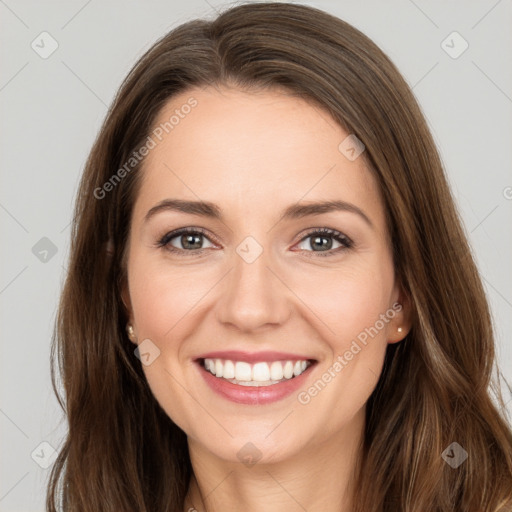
[{"xmin": 214, "ymin": 244, "xmax": 292, "ymax": 333}]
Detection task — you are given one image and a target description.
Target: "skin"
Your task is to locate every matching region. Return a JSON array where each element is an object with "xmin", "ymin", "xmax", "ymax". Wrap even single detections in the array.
[{"xmin": 122, "ymin": 84, "xmax": 412, "ymax": 512}]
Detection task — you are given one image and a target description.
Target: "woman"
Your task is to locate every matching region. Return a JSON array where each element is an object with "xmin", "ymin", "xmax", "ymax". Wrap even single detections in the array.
[{"xmin": 46, "ymin": 2, "xmax": 512, "ymax": 511}]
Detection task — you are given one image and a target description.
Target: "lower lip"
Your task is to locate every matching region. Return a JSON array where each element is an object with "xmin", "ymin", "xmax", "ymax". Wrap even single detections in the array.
[{"xmin": 196, "ymin": 361, "xmax": 316, "ymax": 405}]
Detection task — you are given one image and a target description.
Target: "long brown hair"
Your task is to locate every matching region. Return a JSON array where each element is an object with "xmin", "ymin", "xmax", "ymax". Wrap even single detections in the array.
[{"xmin": 47, "ymin": 2, "xmax": 512, "ymax": 511}]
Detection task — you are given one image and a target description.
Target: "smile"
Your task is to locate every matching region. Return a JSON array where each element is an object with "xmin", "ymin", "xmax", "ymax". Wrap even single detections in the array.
[
  {"xmin": 202, "ymin": 358, "xmax": 311, "ymax": 386},
  {"xmin": 195, "ymin": 351, "xmax": 318, "ymax": 405}
]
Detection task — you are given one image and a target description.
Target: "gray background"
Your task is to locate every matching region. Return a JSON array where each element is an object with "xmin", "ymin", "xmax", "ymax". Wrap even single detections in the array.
[{"xmin": 1, "ymin": 0, "xmax": 511, "ymax": 510}]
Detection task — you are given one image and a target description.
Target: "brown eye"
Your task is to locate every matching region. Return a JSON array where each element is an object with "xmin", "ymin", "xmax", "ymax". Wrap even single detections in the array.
[
  {"xmin": 157, "ymin": 227, "xmax": 216, "ymax": 253},
  {"xmin": 295, "ymin": 228, "xmax": 353, "ymax": 257}
]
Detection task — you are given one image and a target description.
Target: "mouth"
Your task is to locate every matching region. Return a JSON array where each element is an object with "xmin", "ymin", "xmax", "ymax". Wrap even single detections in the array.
[
  {"xmin": 193, "ymin": 352, "xmax": 318, "ymax": 405},
  {"xmin": 197, "ymin": 357, "xmax": 316, "ymax": 386}
]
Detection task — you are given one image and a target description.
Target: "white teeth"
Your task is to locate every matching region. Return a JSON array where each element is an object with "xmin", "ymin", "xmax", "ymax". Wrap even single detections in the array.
[
  {"xmin": 215, "ymin": 359, "xmax": 223, "ymax": 378},
  {"xmin": 235, "ymin": 361, "xmax": 252, "ymax": 381},
  {"xmin": 223, "ymin": 359, "xmax": 235, "ymax": 379},
  {"xmin": 252, "ymin": 362, "xmax": 270, "ymax": 381},
  {"xmin": 283, "ymin": 361, "xmax": 294, "ymax": 379},
  {"xmin": 270, "ymin": 361, "xmax": 283, "ymax": 380},
  {"xmin": 203, "ymin": 357, "xmax": 311, "ymax": 385}
]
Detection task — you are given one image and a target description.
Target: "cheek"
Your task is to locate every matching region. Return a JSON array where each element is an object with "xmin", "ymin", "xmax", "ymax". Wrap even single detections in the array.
[
  {"xmin": 291, "ymin": 259, "xmax": 395, "ymax": 350},
  {"xmin": 128, "ymin": 257, "xmax": 213, "ymax": 342},
  {"xmin": 297, "ymin": 260, "xmax": 395, "ymax": 413},
  {"xmin": 289, "ymin": 272, "xmax": 393, "ymax": 438},
  {"xmin": 127, "ymin": 256, "xmax": 213, "ymax": 432}
]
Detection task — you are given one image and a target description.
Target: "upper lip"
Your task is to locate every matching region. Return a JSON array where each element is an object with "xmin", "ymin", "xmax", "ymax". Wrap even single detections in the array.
[{"xmin": 195, "ymin": 350, "xmax": 317, "ymax": 363}]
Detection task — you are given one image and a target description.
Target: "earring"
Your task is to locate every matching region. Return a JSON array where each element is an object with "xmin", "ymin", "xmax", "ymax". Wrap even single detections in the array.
[
  {"xmin": 126, "ymin": 324, "xmax": 137, "ymax": 342},
  {"xmin": 397, "ymin": 327, "xmax": 403, "ymax": 333}
]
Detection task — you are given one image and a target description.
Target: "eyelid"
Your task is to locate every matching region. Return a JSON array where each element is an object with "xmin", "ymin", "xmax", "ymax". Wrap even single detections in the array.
[
  {"xmin": 156, "ymin": 226, "xmax": 354, "ymax": 256},
  {"xmin": 293, "ymin": 227, "xmax": 353, "ymax": 256},
  {"xmin": 296, "ymin": 227, "xmax": 352, "ymax": 244},
  {"xmin": 156, "ymin": 226, "xmax": 220, "ymax": 248}
]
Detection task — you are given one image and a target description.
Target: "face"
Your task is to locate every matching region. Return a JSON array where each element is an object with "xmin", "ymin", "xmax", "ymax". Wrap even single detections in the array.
[{"xmin": 122, "ymin": 85, "xmax": 411, "ymax": 465}]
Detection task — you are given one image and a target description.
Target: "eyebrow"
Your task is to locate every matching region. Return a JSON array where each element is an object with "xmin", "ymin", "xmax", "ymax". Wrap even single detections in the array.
[{"xmin": 144, "ymin": 198, "xmax": 374, "ymax": 229}]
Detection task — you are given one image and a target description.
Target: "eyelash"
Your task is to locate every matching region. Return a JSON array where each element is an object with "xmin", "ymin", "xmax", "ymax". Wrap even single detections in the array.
[{"xmin": 156, "ymin": 227, "xmax": 354, "ymax": 258}]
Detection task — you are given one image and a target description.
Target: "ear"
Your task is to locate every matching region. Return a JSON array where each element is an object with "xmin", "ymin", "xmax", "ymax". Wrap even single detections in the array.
[
  {"xmin": 120, "ymin": 278, "xmax": 138, "ymax": 345},
  {"xmin": 120, "ymin": 277, "xmax": 131, "ymax": 317},
  {"xmin": 387, "ymin": 284, "xmax": 414, "ymax": 344},
  {"xmin": 106, "ymin": 237, "xmax": 132, "ymax": 320}
]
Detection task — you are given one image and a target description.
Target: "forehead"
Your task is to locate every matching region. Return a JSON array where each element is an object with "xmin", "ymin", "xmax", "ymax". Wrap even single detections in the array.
[{"xmin": 134, "ymin": 85, "xmax": 385, "ymax": 228}]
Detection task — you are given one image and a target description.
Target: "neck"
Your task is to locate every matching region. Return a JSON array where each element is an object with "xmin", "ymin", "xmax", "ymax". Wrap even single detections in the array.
[{"xmin": 184, "ymin": 408, "xmax": 365, "ymax": 512}]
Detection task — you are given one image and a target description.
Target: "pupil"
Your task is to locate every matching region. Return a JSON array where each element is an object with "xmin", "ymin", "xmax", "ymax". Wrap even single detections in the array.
[
  {"xmin": 179, "ymin": 234, "xmax": 334, "ymax": 251},
  {"xmin": 182, "ymin": 234, "xmax": 202, "ymax": 250},
  {"xmin": 312, "ymin": 235, "xmax": 332, "ymax": 251}
]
